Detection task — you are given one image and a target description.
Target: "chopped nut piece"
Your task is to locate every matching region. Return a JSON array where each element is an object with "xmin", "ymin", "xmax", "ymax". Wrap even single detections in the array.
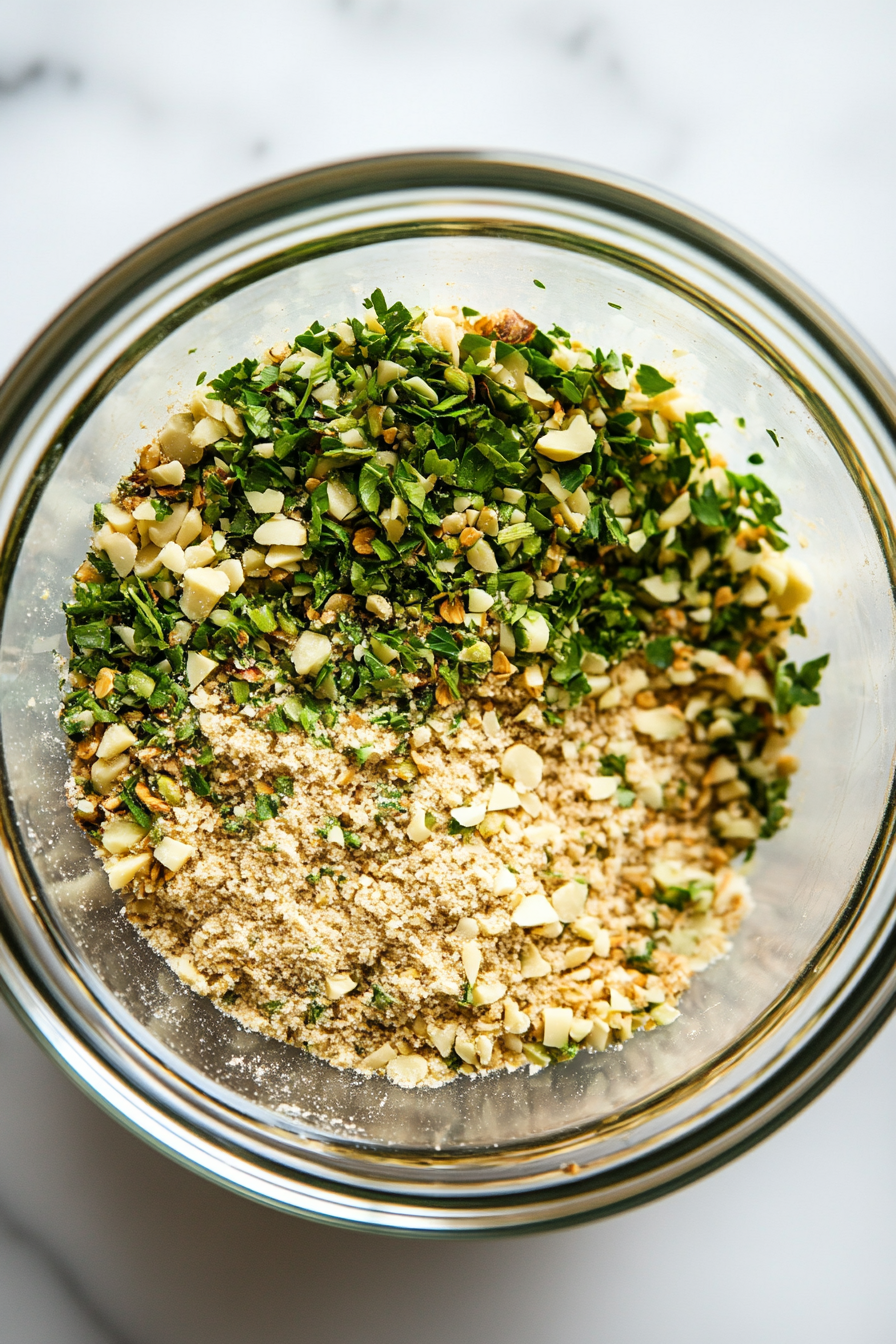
[
  {"xmin": 438, "ymin": 596, "xmax": 465, "ymax": 624},
  {"xmin": 435, "ymin": 679, "xmax": 457, "ymax": 706},
  {"xmin": 352, "ymin": 527, "xmax": 377, "ymax": 555},
  {"xmin": 93, "ymin": 667, "xmax": 117, "ymax": 699},
  {"xmin": 135, "ymin": 782, "xmax": 170, "ymax": 814},
  {"xmin": 475, "ymin": 308, "xmax": 537, "ymax": 344}
]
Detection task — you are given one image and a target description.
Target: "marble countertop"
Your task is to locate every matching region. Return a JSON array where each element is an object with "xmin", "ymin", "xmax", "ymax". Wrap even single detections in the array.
[{"xmin": 2, "ymin": 1, "xmax": 896, "ymax": 1339}]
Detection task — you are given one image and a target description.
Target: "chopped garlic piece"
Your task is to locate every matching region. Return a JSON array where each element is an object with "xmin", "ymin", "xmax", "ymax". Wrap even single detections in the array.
[
  {"xmin": 551, "ymin": 880, "xmax": 588, "ymax": 923},
  {"xmin": 101, "ymin": 819, "xmax": 149, "ymax": 854},
  {"xmin": 465, "ymin": 538, "xmax": 499, "ymax": 573},
  {"xmin": 536, "ymin": 416, "xmax": 596, "ymax": 462},
  {"xmin": 97, "ymin": 724, "xmax": 138, "ymax": 759},
  {"xmin": 475, "ymin": 1034, "xmax": 494, "ymax": 1066},
  {"xmin": 427, "ymin": 1023, "xmax": 457, "ymax": 1058},
  {"xmin": 492, "ymin": 867, "xmax": 517, "ymax": 898},
  {"xmin": 97, "ymin": 529, "xmax": 137, "ymax": 577},
  {"xmin": 179, "ymin": 566, "xmax": 230, "ymax": 623},
  {"xmin": 511, "ymin": 893, "xmax": 559, "ymax": 928},
  {"xmin": 406, "ymin": 810, "xmax": 431, "ymax": 844},
  {"xmin": 253, "ymin": 516, "xmax": 306, "ymax": 547},
  {"xmin": 90, "ymin": 753, "xmax": 130, "ymax": 793},
  {"xmin": 461, "ymin": 942, "xmax": 482, "ymax": 984},
  {"xmin": 471, "ymin": 980, "xmax": 506, "ymax": 1007},
  {"xmin": 245, "ymin": 488, "xmax": 285, "ymax": 514},
  {"xmin": 520, "ymin": 942, "xmax": 552, "ymax": 978},
  {"xmin": 186, "ymin": 650, "xmax": 218, "ymax": 691},
  {"xmin": 584, "ymin": 775, "xmax": 619, "ymax": 801},
  {"xmin": 291, "ymin": 631, "xmax": 332, "ymax": 677},
  {"xmin": 657, "ymin": 491, "xmax": 692, "ymax": 529},
  {"xmin": 632, "ymin": 706, "xmax": 687, "ymax": 741},
  {"xmin": 325, "ymin": 974, "xmax": 358, "ymax": 1001},
  {"xmin": 217, "ymin": 557, "xmax": 244, "ymax": 593},
  {"xmin": 451, "ymin": 802, "xmax": 487, "ymax": 828},
  {"xmin": 487, "ymin": 780, "xmax": 521, "ymax": 812},
  {"xmin": 175, "ymin": 507, "xmax": 203, "ymax": 549},
  {"xmin": 360, "ymin": 1043, "xmax": 398, "ymax": 1071},
  {"xmin": 467, "ymin": 587, "xmax": 494, "ymax": 613},
  {"xmin": 482, "ymin": 710, "xmax": 501, "ymax": 740},
  {"xmin": 148, "ymin": 460, "xmax": 185, "ymax": 486},
  {"xmin": 105, "ymin": 851, "xmax": 152, "ymax": 890},
  {"xmin": 542, "ymin": 1006, "xmax": 574, "ymax": 1048},
  {"xmin": 148, "ymin": 501, "xmax": 188, "ymax": 548},
  {"xmin": 503, "ymin": 999, "xmax": 531, "ymax": 1034},
  {"xmin": 153, "ymin": 837, "xmax": 196, "ymax": 873}
]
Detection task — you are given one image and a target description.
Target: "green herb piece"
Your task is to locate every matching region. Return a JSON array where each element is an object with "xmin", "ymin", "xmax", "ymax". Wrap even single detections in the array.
[
  {"xmin": 120, "ymin": 776, "xmax": 152, "ymax": 829},
  {"xmin": 127, "ymin": 669, "xmax": 155, "ymax": 699},
  {"xmin": 230, "ymin": 680, "xmax": 251, "ymax": 705},
  {"xmin": 600, "ymin": 753, "xmax": 628, "ymax": 779},
  {"xmin": 774, "ymin": 654, "xmax": 829, "ymax": 714},
  {"xmin": 636, "ymin": 364, "xmax": 675, "ymax": 396},
  {"xmin": 625, "ymin": 938, "xmax": 656, "ymax": 972},
  {"xmin": 182, "ymin": 765, "xmax": 211, "ymax": 797},
  {"xmin": 371, "ymin": 985, "xmax": 393, "ymax": 1009},
  {"xmin": 254, "ymin": 791, "xmax": 279, "ymax": 821},
  {"xmin": 645, "ymin": 636, "xmax": 675, "ymax": 669},
  {"xmin": 690, "ymin": 481, "xmax": 726, "ymax": 528}
]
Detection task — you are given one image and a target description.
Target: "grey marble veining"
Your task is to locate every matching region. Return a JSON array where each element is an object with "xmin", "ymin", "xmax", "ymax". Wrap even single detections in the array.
[{"xmin": 2, "ymin": 1, "xmax": 896, "ymax": 1339}]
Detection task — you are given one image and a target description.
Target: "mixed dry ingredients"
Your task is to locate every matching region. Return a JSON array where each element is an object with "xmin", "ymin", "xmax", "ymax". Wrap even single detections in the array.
[{"xmin": 61, "ymin": 294, "xmax": 827, "ymax": 1087}]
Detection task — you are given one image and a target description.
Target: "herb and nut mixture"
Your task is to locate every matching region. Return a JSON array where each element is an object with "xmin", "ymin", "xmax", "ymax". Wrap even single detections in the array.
[{"xmin": 62, "ymin": 293, "xmax": 826, "ymax": 1086}]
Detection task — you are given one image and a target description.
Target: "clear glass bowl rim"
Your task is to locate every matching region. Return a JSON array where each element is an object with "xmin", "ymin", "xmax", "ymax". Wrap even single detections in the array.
[{"xmin": 1, "ymin": 149, "xmax": 896, "ymax": 1236}]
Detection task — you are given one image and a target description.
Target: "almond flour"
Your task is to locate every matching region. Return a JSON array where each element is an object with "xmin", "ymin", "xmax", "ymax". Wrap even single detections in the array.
[{"xmin": 118, "ymin": 653, "xmax": 764, "ymax": 1087}]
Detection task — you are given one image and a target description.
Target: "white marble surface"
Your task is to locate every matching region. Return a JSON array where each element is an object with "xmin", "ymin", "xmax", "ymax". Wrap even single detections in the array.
[{"xmin": 2, "ymin": 1, "xmax": 896, "ymax": 1338}]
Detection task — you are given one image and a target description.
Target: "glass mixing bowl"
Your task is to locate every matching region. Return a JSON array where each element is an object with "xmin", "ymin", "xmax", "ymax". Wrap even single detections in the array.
[{"xmin": 1, "ymin": 151, "xmax": 895, "ymax": 1235}]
